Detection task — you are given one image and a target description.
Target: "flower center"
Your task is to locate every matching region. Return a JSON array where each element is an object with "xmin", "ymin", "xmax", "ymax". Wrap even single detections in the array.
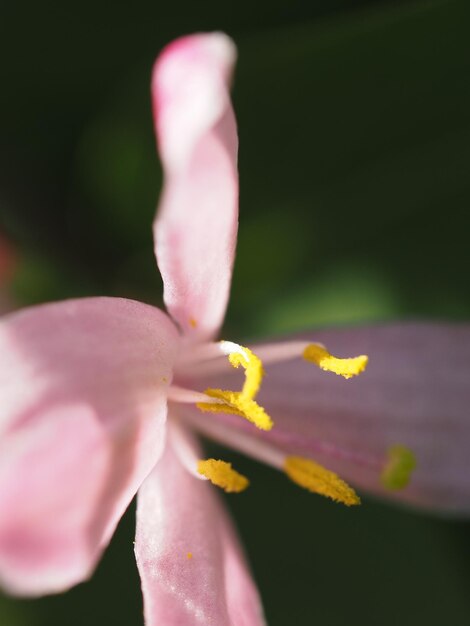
[
  {"xmin": 170, "ymin": 339, "xmax": 416, "ymax": 505},
  {"xmin": 196, "ymin": 342, "xmax": 272, "ymax": 431}
]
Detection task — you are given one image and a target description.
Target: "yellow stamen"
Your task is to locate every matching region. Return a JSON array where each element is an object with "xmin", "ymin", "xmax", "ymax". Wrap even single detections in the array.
[
  {"xmin": 284, "ymin": 456, "xmax": 361, "ymax": 506},
  {"xmin": 303, "ymin": 344, "xmax": 368, "ymax": 379},
  {"xmin": 197, "ymin": 458, "xmax": 249, "ymax": 493},
  {"xmin": 189, "ymin": 317, "xmax": 197, "ymax": 329},
  {"xmin": 198, "ymin": 389, "xmax": 273, "ymax": 431},
  {"xmin": 186, "ymin": 552, "xmax": 193, "ymax": 559},
  {"xmin": 196, "ymin": 343, "xmax": 273, "ymax": 431},
  {"xmin": 226, "ymin": 346, "xmax": 264, "ymax": 399},
  {"xmin": 381, "ymin": 445, "xmax": 416, "ymax": 490}
]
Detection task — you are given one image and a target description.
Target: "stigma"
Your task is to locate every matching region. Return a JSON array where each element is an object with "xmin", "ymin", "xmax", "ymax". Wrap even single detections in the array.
[{"xmin": 381, "ymin": 445, "xmax": 416, "ymax": 489}]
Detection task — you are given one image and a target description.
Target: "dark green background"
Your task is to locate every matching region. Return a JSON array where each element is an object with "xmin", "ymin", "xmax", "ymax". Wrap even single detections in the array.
[{"xmin": 1, "ymin": 0, "xmax": 469, "ymax": 624}]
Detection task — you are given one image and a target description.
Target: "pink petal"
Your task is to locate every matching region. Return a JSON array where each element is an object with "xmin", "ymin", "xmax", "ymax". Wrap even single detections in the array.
[
  {"xmin": 184, "ymin": 324, "xmax": 470, "ymax": 515},
  {"xmin": 134, "ymin": 428, "xmax": 265, "ymax": 626},
  {"xmin": 152, "ymin": 33, "xmax": 239, "ymax": 341},
  {"xmin": 0, "ymin": 297, "xmax": 179, "ymax": 595}
]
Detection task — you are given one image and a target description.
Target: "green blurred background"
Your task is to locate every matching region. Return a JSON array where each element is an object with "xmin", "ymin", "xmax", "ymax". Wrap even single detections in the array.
[{"xmin": 1, "ymin": 0, "xmax": 470, "ymax": 624}]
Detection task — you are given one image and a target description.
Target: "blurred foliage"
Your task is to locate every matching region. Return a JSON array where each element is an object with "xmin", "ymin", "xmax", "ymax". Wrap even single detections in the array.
[{"xmin": 1, "ymin": 0, "xmax": 469, "ymax": 624}]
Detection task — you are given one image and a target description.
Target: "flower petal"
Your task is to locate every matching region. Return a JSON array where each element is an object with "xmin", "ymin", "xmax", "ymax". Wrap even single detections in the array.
[
  {"xmin": 134, "ymin": 427, "xmax": 265, "ymax": 626},
  {"xmin": 0, "ymin": 297, "xmax": 179, "ymax": 595},
  {"xmin": 184, "ymin": 324, "xmax": 470, "ymax": 515},
  {"xmin": 152, "ymin": 33, "xmax": 239, "ymax": 341}
]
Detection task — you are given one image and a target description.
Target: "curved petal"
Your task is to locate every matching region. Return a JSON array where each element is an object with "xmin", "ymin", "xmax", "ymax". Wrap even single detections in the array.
[
  {"xmin": 152, "ymin": 33, "xmax": 239, "ymax": 341},
  {"xmin": 134, "ymin": 427, "xmax": 265, "ymax": 626},
  {"xmin": 182, "ymin": 324, "xmax": 470, "ymax": 515},
  {"xmin": 0, "ymin": 297, "xmax": 179, "ymax": 595}
]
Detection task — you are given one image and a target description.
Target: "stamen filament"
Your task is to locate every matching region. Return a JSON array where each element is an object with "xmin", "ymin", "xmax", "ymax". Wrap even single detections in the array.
[
  {"xmin": 176, "ymin": 342, "xmax": 226, "ymax": 367},
  {"xmin": 176, "ymin": 339, "xmax": 369, "ymax": 380},
  {"xmin": 181, "ymin": 409, "xmax": 286, "ymax": 469},
  {"xmin": 246, "ymin": 341, "xmax": 311, "ymax": 365},
  {"xmin": 167, "ymin": 385, "xmax": 225, "ymax": 405}
]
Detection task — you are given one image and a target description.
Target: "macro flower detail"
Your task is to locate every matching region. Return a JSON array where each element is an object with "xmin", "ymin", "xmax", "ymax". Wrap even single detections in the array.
[{"xmin": 0, "ymin": 31, "xmax": 469, "ymax": 626}]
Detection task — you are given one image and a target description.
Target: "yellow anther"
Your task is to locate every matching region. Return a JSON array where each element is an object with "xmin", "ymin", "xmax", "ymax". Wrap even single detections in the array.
[
  {"xmin": 303, "ymin": 344, "xmax": 368, "ymax": 379},
  {"xmin": 196, "ymin": 343, "xmax": 273, "ymax": 430},
  {"xmin": 186, "ymin": 552, "xmax": 193, "ymax": 560},
  {"xmin": 197, "ymin": 459, "xmax": 249, "ymax": 493},
  {"xmin": 226, "ymin": 346, "xmax": 264, "ymax": 399},
  {"xmin": 284, "ymin": 456, "xmax": 361, "ymax": 506},
  {"xmin": 381, "ymin": 445, "xmax": 416, "ymax": 490},
  {"xmin": 189, "ymin": 317, "xmax": 197, "ymax": 329},
  {"xmin": 198, "ymin": 389, "xmax": 273, "ymax": 430}
]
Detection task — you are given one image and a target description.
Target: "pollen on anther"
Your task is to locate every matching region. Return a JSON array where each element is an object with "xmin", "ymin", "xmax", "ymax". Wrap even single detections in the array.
[
  {"xmin": 197, "ymin": 458, "xmax": 250, "ymax": 493},
  {"xmin": 196, "ymin": 343, "xmax": 273, "ymax": 430},
  {"xmin": 284, "ymin": 456, "xmax": 360, "ymax": 506},
  {"xmin": 303, "ymin": 344, "xmax": 368, "ymax": 379},
  {"xmin": 226, "ymin": 347, "xmax": 264, "ymax": 399},
  {"xmin": 198, "ymin": 389, "xmax": 273, "ymax": 431},
  {"xmin": 186, "ymin": 552, "xmax": 193, "ymax": 560}
]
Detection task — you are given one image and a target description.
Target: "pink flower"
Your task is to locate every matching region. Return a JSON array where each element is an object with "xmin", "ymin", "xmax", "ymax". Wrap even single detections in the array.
[{"xmin": 0, "ymin": 32, "xmax": 469, "ymax": 625}]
